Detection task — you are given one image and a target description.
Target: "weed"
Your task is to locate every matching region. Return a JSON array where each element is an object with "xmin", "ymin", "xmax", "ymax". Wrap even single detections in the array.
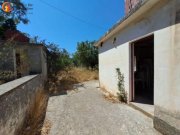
[{"xmin": 116, "ymin": 68, "xmax": 127, "ymax": 103}]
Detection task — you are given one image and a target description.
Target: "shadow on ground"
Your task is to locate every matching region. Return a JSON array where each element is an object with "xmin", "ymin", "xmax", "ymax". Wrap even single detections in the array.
[
  {"xmin": 47, "ymin": 75, "xmax": 87, "ymax": 97},
  {"xmin": 47, "ymin": 75, "xmax": 78, "ymax": 96}
]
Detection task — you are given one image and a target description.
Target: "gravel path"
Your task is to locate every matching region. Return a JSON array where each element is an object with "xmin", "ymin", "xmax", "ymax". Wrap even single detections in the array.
[{"xmin": 44, "ymin": 80, "xmax": 161, "ymax": 135}]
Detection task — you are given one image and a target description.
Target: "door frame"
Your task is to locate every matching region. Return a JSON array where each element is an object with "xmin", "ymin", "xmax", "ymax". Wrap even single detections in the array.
[
  {"xmin": 129, "ymin": 34, "xmax": 154, "ymax": 102},
  {"xmin": 129, "ymin": 43, "xmax": 135, "ymax": 102}
]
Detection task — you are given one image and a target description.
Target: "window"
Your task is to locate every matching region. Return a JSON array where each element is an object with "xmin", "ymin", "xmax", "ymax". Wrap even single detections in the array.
[
  {"xmin": 113, "ymin": 37, "xmax": 117, "ymax": 44},
  {"xmin": 100, "ymin": 42, "xmax": 103, "ymax": 47}
]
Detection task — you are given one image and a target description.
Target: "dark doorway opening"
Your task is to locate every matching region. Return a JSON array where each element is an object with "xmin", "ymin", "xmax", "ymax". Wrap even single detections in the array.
[{"xmin": 132, "ymin": 35, "xmax": 154, "ymax": 105}]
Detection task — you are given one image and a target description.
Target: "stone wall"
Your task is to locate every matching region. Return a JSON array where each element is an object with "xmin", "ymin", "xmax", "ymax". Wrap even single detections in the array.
[
  {"xmin": 0, "ymin": 45, "xmax": 15, "ymax": 72},
  {"xmin": 15, "ymin": 44, "xmax": 47, "ymax": 77},
  {"xmin": 0, "ymin": 42, "xmax": 47, "ymax": 81},
  {"xmin": 0, "ymin": 75, "xmax": 45, "ymax": 135},
  {"xmin": 0, "ymin": 45, "xmax": 16, "ymax": 83}
]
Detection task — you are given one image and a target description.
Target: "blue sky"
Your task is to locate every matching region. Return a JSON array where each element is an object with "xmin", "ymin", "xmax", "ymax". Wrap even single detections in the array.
[{"xmin": 18, "ymin": 0, "xmax": 125, "ymax": 53}]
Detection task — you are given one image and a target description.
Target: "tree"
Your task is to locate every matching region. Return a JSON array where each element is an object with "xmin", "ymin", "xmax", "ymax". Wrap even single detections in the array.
[
  {"xmin": 72, "ymin": 53, "xmax": 80, "ymax": 67},
  {"xmin": 73, "ymin": 41, "xmax": 98, "ymax": 69},
  {"xmin": 0, "ymin": 0, "xmax": 31, "ymax": 24},
  {"xmin": 2, "ymin": 19, "xmax": 17, "ymax": 30},
  {"xmin": 58, "ymin": 49, "xmax": 72, "ymax": 69},
  {"xmin": 0, "ymin": 1, "xmax": 32, "ymax": 38},
  {"xmin": 0, "ymin": 19, "xmax": 17, "ymax": 38},
  {"xmin": 45, "ymin": 42, "xmax": 72, "ymax": 75}
]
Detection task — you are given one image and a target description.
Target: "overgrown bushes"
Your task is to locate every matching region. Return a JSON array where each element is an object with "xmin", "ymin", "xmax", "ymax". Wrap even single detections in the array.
[
  {"xmin": 45, "ymin": 40, "xmax": 98, "ymax": 76},
  {"xmin": 45, "ymin": 43, "xmax": 72, "ymax": 75}
]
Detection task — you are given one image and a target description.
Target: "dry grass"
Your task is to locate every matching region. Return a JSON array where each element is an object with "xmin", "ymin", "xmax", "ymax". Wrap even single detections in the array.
[
  {"xmin": 48, "ymin": 67, "xmax": 98, "ymax": 95},
  {"xmin": 66, "ymin": 67, "xmax": 99, "ymax": 82},
  {"xmin": 41, "ymin": 119, "xmax": 52, "ymax": 135},
  {"xmin": 17, "ymin": 89, "xmax": 49, "ymax": 135},
  {"xmin": 101, "ymin": 88, "xmax": 120, "ymax": 104}
]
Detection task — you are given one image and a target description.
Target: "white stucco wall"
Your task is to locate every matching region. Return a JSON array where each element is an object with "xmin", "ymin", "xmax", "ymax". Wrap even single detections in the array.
[
  {"xmin": 98, "ymin": 0, "xmax": 180, "ymax": 134},
  {"xmin": 154, "ymin": 27, "xmax": 173, "ymax": 108},
  {"xmin": 99, "ymin": 41, "xmax": 129, "ymax": 96},
  {"xmin": 99, "ymin": 0, "xmax": 175, "ymax": 97},
  {"xmin": 153, "ymin": 1, "xmax": 180, "ymax": 133}
]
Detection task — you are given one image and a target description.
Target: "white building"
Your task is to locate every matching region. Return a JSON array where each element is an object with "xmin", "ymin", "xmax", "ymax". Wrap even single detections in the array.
[{"xmin": 95, "ymin": 0, "xmax": 180, "ymax": 134}]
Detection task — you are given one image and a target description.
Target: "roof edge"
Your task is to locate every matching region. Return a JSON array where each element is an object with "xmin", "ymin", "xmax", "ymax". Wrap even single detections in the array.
[{"xmin": 94, "ymin": 0, "xmax": 161, "ymax": 47}]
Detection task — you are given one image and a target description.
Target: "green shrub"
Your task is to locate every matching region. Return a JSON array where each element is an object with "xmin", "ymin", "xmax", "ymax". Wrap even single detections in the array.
[{"xmin": 116, "ymin": 68, "xmax": 127, "ymax": 103}]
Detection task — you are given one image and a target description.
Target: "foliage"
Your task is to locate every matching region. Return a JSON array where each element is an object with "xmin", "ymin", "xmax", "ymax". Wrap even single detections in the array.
[
  {"xmin": 116, "ymin": 68, "xmax": 127, "ymax": 103},
  {"xmin": 58, "ymin": 49, "xmax": 73, "ymax": 69},
  {"xmin": 73, "ymin": 41, "xmax": 98, "ymax": 69},
  {"xmin": 45, "ymin": 40, "xmax": 98, "ymax": 75},
  {"xmin": 45, "ymin": 43, "xmax": 72, "ymax": 75},
  {"xmin": 2, "ymin": 18, "xmax": 17, "ymax": 30},
  {"xmin": 0, "ymin": 0, "xmax": 32, "ymax": 38},
  {"xmin": 72, "ymin": 53, "xmax": 80, "ymax": 67},
  {"xmin": 0, "ymin": 0, "xmax": 31, "ymax": 24},
  {"xmin": 0, "ymin": 19, "xmax": 17, "ymax": 38}
]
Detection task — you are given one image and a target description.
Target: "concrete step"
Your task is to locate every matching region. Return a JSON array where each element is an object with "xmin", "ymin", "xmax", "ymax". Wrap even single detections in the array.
[{"xmin": 129, "ymin": 102, "xmax": 154, "ymax": 119}]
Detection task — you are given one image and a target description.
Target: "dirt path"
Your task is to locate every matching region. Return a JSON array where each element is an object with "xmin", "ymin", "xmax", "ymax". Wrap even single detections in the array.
[{"xmin": 43, "ymin": 80, "xmax": 160, "ymax": 135}]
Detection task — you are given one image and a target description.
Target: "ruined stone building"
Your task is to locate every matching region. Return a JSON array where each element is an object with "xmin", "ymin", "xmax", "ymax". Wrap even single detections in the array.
[{"xmin": 0, "ymin": 42, "xmax": 47, "ymax": 83}]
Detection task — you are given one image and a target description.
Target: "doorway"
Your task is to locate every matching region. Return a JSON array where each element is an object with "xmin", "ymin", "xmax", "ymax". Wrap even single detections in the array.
[{"xmin": 131, "ymin": 35, "xmax": 154, "ymax": 105}]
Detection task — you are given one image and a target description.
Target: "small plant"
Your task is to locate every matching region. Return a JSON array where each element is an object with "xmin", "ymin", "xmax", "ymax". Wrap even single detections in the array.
[{"xmin": 116, "ymin": 68, "xmax": 127, "ymax": 103}]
